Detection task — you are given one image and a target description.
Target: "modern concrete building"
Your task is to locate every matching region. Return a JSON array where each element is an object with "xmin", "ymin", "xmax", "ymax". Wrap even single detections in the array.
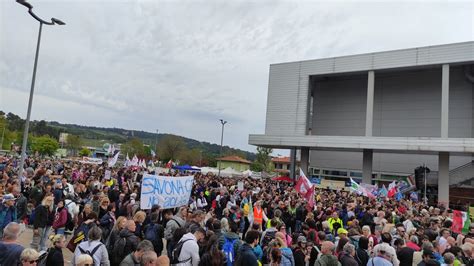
[{"xmin": 249, "ymin": 41, "xmax": 474, "ymax": 207}]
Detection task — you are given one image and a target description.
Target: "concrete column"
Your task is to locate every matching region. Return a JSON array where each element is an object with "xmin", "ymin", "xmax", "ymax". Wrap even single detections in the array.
[
  {"xmin": 362, "ymin": 149, "xmax": 373, "ymax": 184},
  {"xmin": 365, "ymin": 71, "xmax": 375, "ymax": 137},
  {"xmin": 290, "ymin": 149, "xmax": 296, "ymax": 181},
  {"xmin": 300, "ymin": 147, "xmax": 310, "ymax": 176},
  {"xmin": 441, "ymin": 64, "xmax": 450, "ymax": 138},
  {"xmin": 438, "ymin": 152, "xmax": 450, "ymax": 207}
]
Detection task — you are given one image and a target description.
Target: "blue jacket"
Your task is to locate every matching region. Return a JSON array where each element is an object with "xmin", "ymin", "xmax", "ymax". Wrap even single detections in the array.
[{"xmin": 0, "ymin": 204, "xmax": 17, "ymax": 229}]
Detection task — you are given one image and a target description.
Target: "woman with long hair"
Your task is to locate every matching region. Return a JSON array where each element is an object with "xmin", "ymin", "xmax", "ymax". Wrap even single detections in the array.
[
  {"xmin": 99, "ymin": 203, "xmax": 116, "ymax": 242},
  {"xmin": 98, "ymin": 197, "xmax": 110, "ymax": 220},
  {"xmin": 106, "ymin": 216, "xmax": 127, "ymax": 254},
  {"xmin": 45, "ymin": 234, "xmax": 66, "ymax": 265},
  {"xmin": 76, "ymin": 203, "xmax": 93, "ymax": 226},
  {"xmin": 133, "ymin": 210, "xmax": 147, "ymax": 239},
  {"xmin": 31, "ymin": 195, "xmax": 54, "ymax": 251},
  {"xmin": 198, "ymin": 234, "xmax": 226, "ymax": 266}
]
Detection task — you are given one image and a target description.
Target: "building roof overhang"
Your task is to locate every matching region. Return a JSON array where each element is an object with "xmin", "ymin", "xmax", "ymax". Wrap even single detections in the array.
[{"xmin": 249, "ymin": 135, "xmax": 474, "ymax": 155}]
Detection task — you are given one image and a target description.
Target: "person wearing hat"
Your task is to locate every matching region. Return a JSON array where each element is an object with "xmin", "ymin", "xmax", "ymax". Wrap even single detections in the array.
[
  {"xmin": 293, "ymin": 236, "xmax": 308, "ymax": 266},
  {"xmin": 0, "ymin": 193, "xmax": 17, "ymax": 238}
]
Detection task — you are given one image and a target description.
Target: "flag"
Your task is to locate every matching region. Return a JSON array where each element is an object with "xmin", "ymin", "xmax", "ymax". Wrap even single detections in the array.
[
  {"xmin": 295, "ymin": 168, "xmax": 312, "ymax": 196},
  {"xmin": 388, "ymin": 181, "xmax": 397, "ymax": 198},
  {"xmin": 151, "ymin": 149, "xmax": 156, "ymax": 157},
  {"xmin": 378, "ymin": 185, "xmax": 388, "ymax": 198},
  {"xmin": 306, "ymin": 185, "xmax": 315, "ymax": 208},
  {"xmin": 452, "ymin": 210, "xmax": 471, "ymax": 234},
  {"xmin": 166, "ymin": 160, "xmax": 173, "ymax": 168},
  {"xmin": 124, "ymin": 153, "xmax": 131, "ymax": 167},
  {"xmin": 108, "ymin": 151, "xmax": 120, "ymax": 167},
  {"xmin": 248, "ymin": 196, "xmax": 254, "ymax": 225},
  {"xmin": 131, "ymin": 155, "xmax": 139, "ymax": 167},
  {"xmin": 350, "ymin": 178, "xmax": 375, "ymax": 199}
]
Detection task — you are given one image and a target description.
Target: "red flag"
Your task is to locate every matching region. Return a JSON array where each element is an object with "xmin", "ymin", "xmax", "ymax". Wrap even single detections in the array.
[
  {"xmin": 166, "ymin": 160, "xmax": 173, "ymax": 168},
  {"xmin": 387, "ymin": 181, "xmax": 397, "ymax": 198},
  {"xmin": 295, "ymin": 168, "xmax": 312, "ymax": 196},
  {"xmin": 305, "ymin": 185, "xmax": 315, "ymax": 208}
]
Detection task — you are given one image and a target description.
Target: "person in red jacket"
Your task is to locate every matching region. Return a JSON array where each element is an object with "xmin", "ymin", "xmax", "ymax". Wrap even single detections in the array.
[{"xmin": 52, "ymin": 200, "xmax": 68, "ymax": 235}]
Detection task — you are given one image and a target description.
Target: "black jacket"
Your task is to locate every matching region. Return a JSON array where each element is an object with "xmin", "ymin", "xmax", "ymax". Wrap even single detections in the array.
[
  {"xmin": 45, "ymin": 247, "xmax": 64, "ymax": 266},
  {"xmin": 235, "ymin": 243, "xmax": 258, "ymax": 266},
  {"xmin": 33, "ymin": 205, "xmax": 50, "ymax": 229},
  {"xmin": 339, "ymin": 253, "xmax": 358, "ymax": 266}
]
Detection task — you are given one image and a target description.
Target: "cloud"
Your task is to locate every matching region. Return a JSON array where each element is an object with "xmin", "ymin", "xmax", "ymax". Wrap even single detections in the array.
[{"xmin": 1, "ymin": 0, "xmax": 473, "ymax": 153}]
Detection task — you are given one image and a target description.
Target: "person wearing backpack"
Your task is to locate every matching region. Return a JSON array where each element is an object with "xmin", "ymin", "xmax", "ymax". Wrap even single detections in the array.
[
  {"xmin": 112, "ymin": 219, "xmax": 139, "ymax": 265},
  {"xmin": 234, "ymin": 230, "xmax": 260, "ymax": 266},
  {"xmin": 171, "ymin": 225, "xmax": 206, "ymax": 266},
  {"xmin": 99, "ymin": 203, "xmax": 116, "ymax": 243},
  {"xmin": 119, "ymin": 240, "xmax": 154, "ymax": 266},
  {"xmin": 144, "ymin": 212, "xmax": 164, "ymax": 256},
  {"xmin": 44, "ymin": 234, "xmax": 66, "ymax": 266},
  {"xmin": 72, "ymin": 226, "xmax": 110, "ymax": 266},
  {"xmin": 165, "ymin": 207, "xmax": 187, "ymax": 257},
  {"xmin": 52, "ymin": 199, "xmax": 68, "ymax": 235},
  {"xmin": 220, "ymin": 221, "xmax": 242, "ymax": 266}
]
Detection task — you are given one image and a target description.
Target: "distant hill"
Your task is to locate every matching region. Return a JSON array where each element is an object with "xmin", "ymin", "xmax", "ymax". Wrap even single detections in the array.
[
  {"xmin": 1, "ymin": 111, "xmax": 256, "ymax": 162},
  {"xmin": 49, "ymin": 121, "xmax": 256, "ymax": 160}
]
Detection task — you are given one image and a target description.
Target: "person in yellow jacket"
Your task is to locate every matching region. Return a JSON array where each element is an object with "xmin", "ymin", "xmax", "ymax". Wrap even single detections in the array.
[{"xmin": 327, "ymin": 211, "xmax": 343, "ymax": 232}]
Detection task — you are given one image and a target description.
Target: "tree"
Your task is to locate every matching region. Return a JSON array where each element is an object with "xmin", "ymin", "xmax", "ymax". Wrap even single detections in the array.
[
  {"xmin": 121, "ymin": 138, "xmax": 146, "ymax": 157},
  {"xmin": 66, "ymin": 134, "xmax": 82, "ymax": 156},
  {"xmin": 79, "ymin": 147, "xmax": 92, "ymax": 157},
  {"xmin": 30, "ymin": 135, "xmax": 59, "ymax": 156},
  {"xmin": 157, "ymin": 135, "xmax": 185, "ymax": 161},
  {"xmin": 250, "ymin": 147, "xmax": 274, "ymax": 172}
]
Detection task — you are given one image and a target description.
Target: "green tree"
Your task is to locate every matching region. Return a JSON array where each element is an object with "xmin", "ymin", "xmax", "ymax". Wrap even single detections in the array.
[
  {"xmin": 250, "ymin": 147, "xmax": 274, "ymax": 172},
  {"xmin": 121, "ymin": 138, "xmax": 146, "ymax": 157},
  {"xmin": 66, "ymin": 134, "xmax": 82, "ymax": 156},
  {"xmin": 79, "ymin": 147, "xmax": 92, "ymax": 156},
  {"xmin": 30, "ymin": 135, "xmax": 59, "ymax": 156},
  {"xmin": 157, "ymin": 135, "xmax": 185, "ymax": 161}
]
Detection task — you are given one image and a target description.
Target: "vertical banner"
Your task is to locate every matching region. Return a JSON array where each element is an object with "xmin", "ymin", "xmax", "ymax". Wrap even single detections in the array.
[{"xmin": 140, "ymin": 174, "xmax": 194, "ymax": 209}]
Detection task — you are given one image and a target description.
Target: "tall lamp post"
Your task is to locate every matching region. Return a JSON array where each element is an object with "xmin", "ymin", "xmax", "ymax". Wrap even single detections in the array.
[
  {"xmin": 217, "ymin": 119, "xmax": 227, "ymax": 177},
  {"xmin": 16, "ymin": 0, "xmax": 65, "ymax": 176}
]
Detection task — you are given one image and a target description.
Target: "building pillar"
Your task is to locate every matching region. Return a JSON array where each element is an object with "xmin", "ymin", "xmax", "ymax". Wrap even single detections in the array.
[
  {"xmin": 362, "ymin": 149, "xmax": 373, "ymax": 184},
  {"xmin": 438, "ymin": 152, "xmax": 450, "ymax": 207},
  {"xmin": 441, "ymin": 64, "xmax": 450, "ymax": 138},
  {"xmin": 365, "ymin": 71, "xmax": 375, "ymax": 137},
  {"xmin": 300, "ymin": 147, "xmax": 310, "ymax": 177},
  {"xmin": 290, "ymin": 149, "xmax": 297, "ymax": 182}
]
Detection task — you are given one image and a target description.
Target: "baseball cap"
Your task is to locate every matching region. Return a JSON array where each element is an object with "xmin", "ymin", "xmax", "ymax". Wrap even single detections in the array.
[
  {"xmin": 2, "ymin": 194, "xmax": 15, "ymax": 203},
  {"xmin": 297, "ymin": 236, "xmax": 307, "ymax": 243}
]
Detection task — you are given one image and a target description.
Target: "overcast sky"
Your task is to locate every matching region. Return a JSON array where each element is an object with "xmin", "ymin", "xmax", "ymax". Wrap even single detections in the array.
[{"xmin": 1, "ymin": 0, "xmax": 473, "ymax": 153}]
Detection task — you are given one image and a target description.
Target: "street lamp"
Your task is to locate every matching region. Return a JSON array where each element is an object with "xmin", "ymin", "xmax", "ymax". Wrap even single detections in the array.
[
  {"xmin": 16, "ymin": 0, "xmax": 65, "ymax": 176},
  {"xmin": 217, "ymin": 119, "xmax": 227, "ymax": 177}
]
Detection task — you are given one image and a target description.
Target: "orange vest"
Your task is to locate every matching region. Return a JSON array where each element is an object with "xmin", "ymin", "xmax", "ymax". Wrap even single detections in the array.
[{"xmin": 254, "ymin": 207, "xmax": 263, "ymax": 224}]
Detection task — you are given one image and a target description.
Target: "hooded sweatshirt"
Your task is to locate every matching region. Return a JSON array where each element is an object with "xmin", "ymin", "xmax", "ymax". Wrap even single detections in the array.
[
  {"xmin": 176, "ymin": 232, "xmax": 200, "ymax": 266},
  {"xmin": 164, "ymin": 214, "xmax": 185, "ymax": 240}
]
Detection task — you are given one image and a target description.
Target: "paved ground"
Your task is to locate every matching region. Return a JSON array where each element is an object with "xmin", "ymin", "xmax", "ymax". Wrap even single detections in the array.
[{"xmin": 18, "ymin": 227, "xmax": 74, "ymax": 264}]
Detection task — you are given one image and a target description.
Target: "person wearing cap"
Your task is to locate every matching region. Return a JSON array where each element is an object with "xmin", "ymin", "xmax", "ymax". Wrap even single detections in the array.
[
  {"xmin": 0, "ymin": 193, "xmax": 17, "ymax": 237},
  {"xmin": 175, "ymin": 224, "xmax": 205, "ymax": 266},
  {"xmin": 293, "ymin": 236, "xmax": 308, "ymax": 266}
]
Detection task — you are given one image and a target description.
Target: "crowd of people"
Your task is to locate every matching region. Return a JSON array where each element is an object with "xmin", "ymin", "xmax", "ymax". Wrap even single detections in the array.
[{"xmin": 0, "ymin": 155, "xmax": 473, "ymax": 266}]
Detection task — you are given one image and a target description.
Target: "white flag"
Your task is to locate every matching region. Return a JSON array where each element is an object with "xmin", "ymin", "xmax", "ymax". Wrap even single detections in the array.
[
  {"xmin": 108, "ymin": 151, "xmax": 120, "ymax": 167},
  {"xmin": 131, "ymin": 155, "xmax": 139, "ymax": 166}
]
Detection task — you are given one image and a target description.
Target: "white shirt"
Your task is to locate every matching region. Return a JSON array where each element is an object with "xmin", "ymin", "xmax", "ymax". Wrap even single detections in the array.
[{"xmin": 177, "ymin": 233, "xmax": 200, "ymax": 266}]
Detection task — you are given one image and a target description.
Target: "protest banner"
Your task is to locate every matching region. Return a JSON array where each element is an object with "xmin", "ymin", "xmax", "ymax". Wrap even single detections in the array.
[
  {"xmin": 140, "ymin": 174, "xmax": 194, "ymax": 209},
  {"xmin": 237, "ymin": 181, "xmax": 244, "ymax": 191}
]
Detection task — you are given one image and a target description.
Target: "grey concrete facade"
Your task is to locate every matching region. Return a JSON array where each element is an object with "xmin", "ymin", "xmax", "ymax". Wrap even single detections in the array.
[{"xmin": 250, "ymin": 41, "xmax": 474, "ymax": 206}]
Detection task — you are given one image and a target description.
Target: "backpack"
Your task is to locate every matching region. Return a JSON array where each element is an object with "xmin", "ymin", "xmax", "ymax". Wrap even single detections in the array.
[
  {"xmin": 170, "ymin": 239, "xmax": 192, "ymax": 265},
  {"xmin": 261, "ymin": 230, "xmax": 276, "ymax": 249},
  {"xmin": 36, "ymin": 249, "xmax": 49, "ymax": 266},
  {"xmin": 145, "ymin": 223, "xmax": 163, "ymax": 253},
  {"xmin": 78, "ymin": 243, "xmax": 103, "ymax": 266},
  {"xmin": 65, "ymin": 203, "xmax": 74, "ymax": 231},
  {"xmin": 112, "ymin": 237, "xmax": 127, "ymax": 263},
  {"xmin": 222, "ymin": 237, "xmax": 238, "ymax": 266},
  {"xmin": 29, "ymin": 207, "xmax": 36, "ymax": 225}
]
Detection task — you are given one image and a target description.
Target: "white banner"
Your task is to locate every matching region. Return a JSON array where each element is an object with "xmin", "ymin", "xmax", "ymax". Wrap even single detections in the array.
[{"xmin": 140, "ymin": 174, "xmax": 194, "ymax": 210}]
